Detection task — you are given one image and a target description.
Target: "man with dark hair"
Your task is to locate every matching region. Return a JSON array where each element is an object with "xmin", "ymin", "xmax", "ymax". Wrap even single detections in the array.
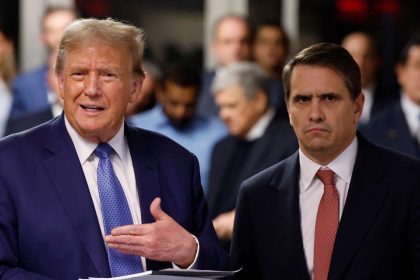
[
  {"xmin": 252, "ymin": 20, "xmax": 290, "ymax": 117},
  {"xmin": 341, "ymin": 31, "xmax": 397, "ymax": 124},
  {"xmin": 130, "ymin": 61, "xmax": 227, "ymax": 193},
  {"xmin": 361, "ymin": 35, "xmax": 420, "ymax": 158},
  {"xmin": 0, "ymin": 18, "xmax": 228, "ymax": 279},
  {"xmin": 231, "ymin": 43, "xmax": 420, "ymax": 279}
]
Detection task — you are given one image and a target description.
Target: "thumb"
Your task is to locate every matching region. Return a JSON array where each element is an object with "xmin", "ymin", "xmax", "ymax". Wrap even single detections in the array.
[{"xmin": 150, "ymin": 197, "xmax": 168, "ymax": 221}]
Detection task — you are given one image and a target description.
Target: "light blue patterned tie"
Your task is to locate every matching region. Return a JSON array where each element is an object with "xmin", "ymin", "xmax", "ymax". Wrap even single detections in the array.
[{"xmin": 95, "ymin": 143, "xmax": 143, "ymax": 276}]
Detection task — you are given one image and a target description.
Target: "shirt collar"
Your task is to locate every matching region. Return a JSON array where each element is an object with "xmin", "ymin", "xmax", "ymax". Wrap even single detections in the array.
[
  {"xmin": 64, "ymin": 116, "xmax": 127, "ymax": 165},
  {"xmin": 245, "ymin": 108, "xmax": 275, "ymax": 141},
  {"xmin": 299, "ymin": 136, "xmax": 358, "ymax": 191},
  {"xmin": 400, "ymin": 93, "xmax": 420, "ymax": 135}
]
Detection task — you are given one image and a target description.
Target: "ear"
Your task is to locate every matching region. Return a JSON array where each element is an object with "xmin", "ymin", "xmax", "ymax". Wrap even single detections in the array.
[
  {"xmin": 354, "ymin": 92, "xmax": 365, "ymax": 123},
  {"xmin": 155, "ymin": 83, "xmax": 167, "ymax": 104},
  {"xmin": 395, "ymin": 63, "xmax": 405, "ymax": 85},
  {"xmin": 56, "ymin": 71, "xmax": 65, "ymax": 99},
  {"xmin": 289, "ymin": 114, "xmax": 293, "ymax": 126},
  {"xmin": 254, "ymin": 90, "xmax": 268, "ymax": 113},
  {"xmin": 128, "ymin": 75, "xmax": 144, "ymax": 104}
]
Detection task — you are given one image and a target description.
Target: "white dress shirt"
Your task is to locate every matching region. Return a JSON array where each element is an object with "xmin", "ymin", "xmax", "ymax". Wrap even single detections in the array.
[
  {"xmin": 360, "ymin": 84, "xmax": 375, "ymax": 124},
  {"xmin": 65, "ymin": 117, "xmax": 146, "ymax": 269},
  {"xmin": 400, "ymin": 93, "xmax": 420, "ymax": 140},
  {"xmin": 245, "ymin": 108, "xmax": 275, "ymax": 141},
  {"xmin": 65, "ymin": 117, "xmax": 199, "ymax": 270},
  {"xmin": 299, "ymin": 137, "xmax": 358, "ymax": 279},
  {"xmin": 0, "ymin": 80, "xmax": 12, "ymax": 137}
]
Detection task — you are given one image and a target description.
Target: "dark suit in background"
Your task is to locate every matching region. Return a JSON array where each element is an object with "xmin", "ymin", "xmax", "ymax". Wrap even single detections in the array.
[
  {"xmin": 10, "ymin": 65, "xmax": 50, "ymax": 118},
  {"xmin": 207, "ymin": 111, "xmax": 297, "ymax": 219},
  {"xmin": 360, "ymin": 101, "xmax": 418, "ymax": 158},
  {"xmin": 231, "ymin": 134, "xmax": 420, "ymax": 279},
  {"xmin": 5, "ymin": 107, "xmax": 53, "ymax": 135}
]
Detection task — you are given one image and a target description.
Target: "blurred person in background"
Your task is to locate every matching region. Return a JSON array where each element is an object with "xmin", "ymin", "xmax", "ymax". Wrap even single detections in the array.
[
  {"xmin": 130, "ymin": 60, "xmax": 227, "ymax": 194},
  {"xmin": 197, "ymin": 14, "xmax": 252, "ymax": 117},
  {"xmin": 9, "ymin": 5, "xmax": 77, "ymax": 119},
  {"xmin": 207, "ymin": 61, "xmax": 297, "ymax": 251},
  {"xmin": 125, "ymin": 60, "xmax": 160, "ymax": 117},
  {"xmin": 253, "ymin": 20, "xmax": 290, "ymax": 117},
  {"xmin": 0, "ymin": 23, "xmax": 16, "ymax": 137},
  {"xmin": 361, "ymin": 35, "xmax": 420, "ymax": 158},
  {"xmin": 341, "ymin": 31, "xmax": 397, "ymax": 124}
]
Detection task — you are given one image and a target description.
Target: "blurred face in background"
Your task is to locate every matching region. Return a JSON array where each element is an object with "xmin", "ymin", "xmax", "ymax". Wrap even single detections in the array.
[
  {"xmin": 42, "ymin": 9, "xmax": 76, "ymax": 52},
  {"xmin": 342, "ymin": 33, "xmax": 379, "ymax": 88},
  {"xmin": 212, "ymin": 18, "xmax": 250, "ymax": 67},
  {"xmin": 253, "ymin": 26, "xmax": 288, "ymax": 76},
  {"xmin": 215, "ymin": 84, "xmax": 267, "ymax": 137},
  {"xmin": 158, "ymin": 80, "xmax": 199, "ymax": 128},
  {"xmin": 396, "ymin": 45, "xmax": 420, "ymax": 105}
]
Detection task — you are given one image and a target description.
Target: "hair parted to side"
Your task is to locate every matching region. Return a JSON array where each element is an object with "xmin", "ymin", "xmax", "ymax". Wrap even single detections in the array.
[
  {"xmin": 211, "ymin": 61, "xmax": 268, "ymax": 99},
  {"xmin": 55, "ymin": 18, "xmax": 145, "ymax": 76},
  {"xmin": 282, "ymin": 42, "xmax": 361, "ymax": 101}
]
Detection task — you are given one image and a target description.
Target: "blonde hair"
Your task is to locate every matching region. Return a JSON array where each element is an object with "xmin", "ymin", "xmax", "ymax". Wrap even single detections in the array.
[{"xmin": 55, "ymin": 18, "xmax": 145, "ymax": 76}]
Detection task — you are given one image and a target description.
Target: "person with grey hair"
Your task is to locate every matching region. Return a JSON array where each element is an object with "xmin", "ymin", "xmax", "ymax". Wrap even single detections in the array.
[
  {"xmin": 206, "ymin": 61, "xmax": 298, "ymax": 252},
  {"xmin": 0, "ymin": 18, "xmax": 228, "ymax": 279}
]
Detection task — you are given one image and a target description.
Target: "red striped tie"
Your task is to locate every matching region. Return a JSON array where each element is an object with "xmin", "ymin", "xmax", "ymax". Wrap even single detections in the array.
[{"xmin": 313, "ymin": 169, "xmax": 339, "ymax": 280}]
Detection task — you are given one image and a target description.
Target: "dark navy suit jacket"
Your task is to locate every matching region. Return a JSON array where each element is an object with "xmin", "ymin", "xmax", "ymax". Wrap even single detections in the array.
[
  {"xmin": 0, "ymin": 115, "xmax": 228, "ymax": 279},
  {"xmin": 231, "ymin": 134, "xmax": 420, "ymax": 279},
  {"xmin": 10, "ymin": 65, "xmax": 50, "ymax": 118},
  {"xmin": 360, "ymin": 101, "xmax": 418, "ymax": 158}
]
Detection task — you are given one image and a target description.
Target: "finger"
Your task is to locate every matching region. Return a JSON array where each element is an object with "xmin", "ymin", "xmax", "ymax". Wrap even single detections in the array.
[
  {"xmin": 150, "ymin": 197, "xmax": 168, "ymax": 221},
  {"xmin": 110, "ymin": 224, "xmax": 149, "ymax": 236},
  {"xmin": 105, "ymin": 234, "xmax": 144, "ymax": 246}
]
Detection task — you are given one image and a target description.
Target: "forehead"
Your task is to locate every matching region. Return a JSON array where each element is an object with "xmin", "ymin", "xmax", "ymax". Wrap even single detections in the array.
[
  {"xmin": 257, "ymin": 26, "xmax": 284, "ymax": 38},
  {"xmin": 216, "ymin": 18, "xmax": 248, "ymax": 38},
  {"xmin": 44, "ymin": 10, "xmax": 75, "ymax": 27},
  {"xmin": 290, "ymin": 65, "xmax": 348, "ymax": 95},
  {"xmin": 164, "ymin": 81, "xmax": 198, "ymax": 100},
  {"xmin": 343, "ymin": 35, "xmax": 374, "ymax": 55},
  {"xmin": 406, "ymin": 45, "xmax": 420, "ymax": 63}
]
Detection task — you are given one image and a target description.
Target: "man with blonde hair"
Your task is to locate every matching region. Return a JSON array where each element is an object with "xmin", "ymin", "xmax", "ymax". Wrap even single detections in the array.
[{"xmin": 0, "ymin": 18, "xmax": 227, "ymax": 279}]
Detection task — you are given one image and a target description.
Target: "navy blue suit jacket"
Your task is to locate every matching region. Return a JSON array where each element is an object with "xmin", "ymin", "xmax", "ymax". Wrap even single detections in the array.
[
  {"xmin": 231, "ymin": 134, "xmax": 420, "ymax": 279},
  {"xmin": 0, "ymin": 115, "xmax": 228, "ymax": 279},
  {"xmin": 10, "ymin": 65, "xmax": 50, "ymax": 118},
  {"xmin": 360, "ymin": 101, "xmax": 418, "ymax": 158}
]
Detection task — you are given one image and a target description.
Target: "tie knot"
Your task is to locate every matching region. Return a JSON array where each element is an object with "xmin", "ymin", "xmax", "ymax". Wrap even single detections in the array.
[
  {"xmin": 316, "ymin": 169, "xmax": 335, "ymax": 186},
  {"xmin": 94, "ymin": 143, "xmax": 114, "ymax": 159}
]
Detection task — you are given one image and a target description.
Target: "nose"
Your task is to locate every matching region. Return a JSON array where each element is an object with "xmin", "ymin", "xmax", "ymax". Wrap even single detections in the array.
[
  {"xmin": 84, "ymin": 73, "xmax": 99, "ymax": 97},
  {"xmin": 309, "ymin": 100, "xmax": 324, "ymax": 123}
]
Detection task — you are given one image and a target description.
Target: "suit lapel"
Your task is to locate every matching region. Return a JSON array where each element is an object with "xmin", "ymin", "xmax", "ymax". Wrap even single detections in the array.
[
  {"xmin": 125, "ymin": 125, "xmax": 167, "ymax": 270},
  {"xmin": 329, "ymin": 135, "xmax": 389, "ymax": 279},
  {"xmin": 269, "ymin": 153, "xmax": 311, "ymax": 279},
  {"xmin": 125, "ymin": 125, "xmax": 161, "ymax": 225},
  {"xmin": 43, "ymin": 115, "xmax": 110, "ymax": 277}
]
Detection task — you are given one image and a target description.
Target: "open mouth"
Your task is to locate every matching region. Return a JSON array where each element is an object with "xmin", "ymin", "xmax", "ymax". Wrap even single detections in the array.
[{"xmin": 80, "ymin": 104, "xmax": 105, "ymax": 112}]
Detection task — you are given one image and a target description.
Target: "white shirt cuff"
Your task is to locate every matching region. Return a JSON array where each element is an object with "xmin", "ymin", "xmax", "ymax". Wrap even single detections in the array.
[{"xmin": 171, "ymin": 234, "xmax": 199, "ymax": 269}]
